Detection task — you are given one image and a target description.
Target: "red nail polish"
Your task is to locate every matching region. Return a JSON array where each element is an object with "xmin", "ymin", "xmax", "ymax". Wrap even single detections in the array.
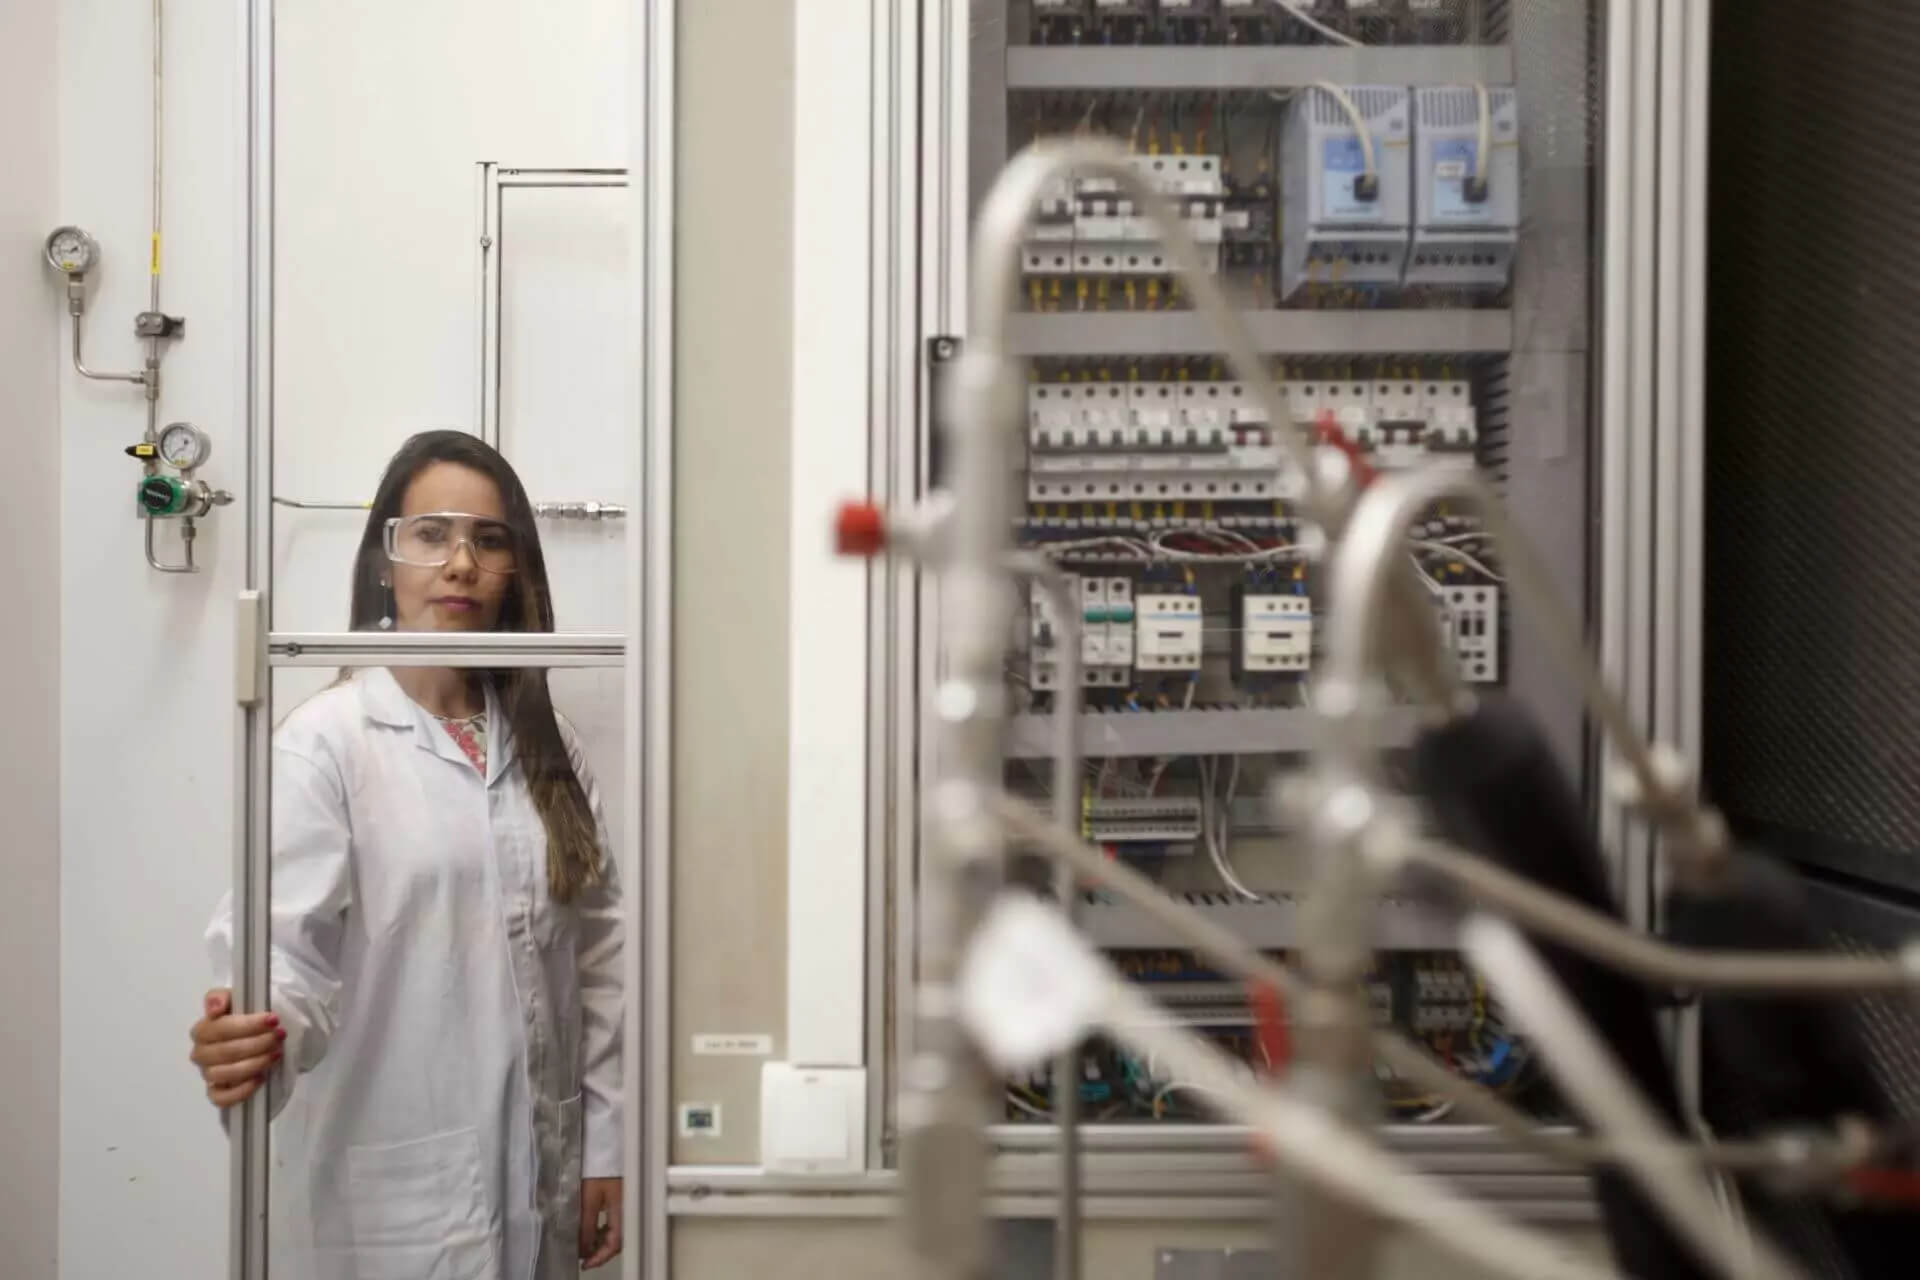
[
  {"xmin": 266, "ymin": 1013, "xmax": 280, "ymax": 1026},
  {"xmin": 276, "ymin": 1028, "xmax": 287, "ymax": 1041},
  {"xmin": 270, "ymin": 1050, "xmax": 283, "ymax": 1063}
]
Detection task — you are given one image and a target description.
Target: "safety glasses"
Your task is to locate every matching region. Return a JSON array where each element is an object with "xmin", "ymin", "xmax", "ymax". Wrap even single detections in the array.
[{"xmin": 383, "ymin": 512, "xmax": 518, "ymax": 575}]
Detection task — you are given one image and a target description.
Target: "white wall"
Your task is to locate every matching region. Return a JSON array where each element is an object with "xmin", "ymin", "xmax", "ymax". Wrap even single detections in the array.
[
  {"xmin": 271, "ymin": 0, "xmax": 627, "ymax": 638},
  {"xmin": 0, "ymin": 0, "xmax": 62, "ymax": 1274},
  {"xmin": 56, "ymin": 2, "xmax": 243, "ymax": 1277}
]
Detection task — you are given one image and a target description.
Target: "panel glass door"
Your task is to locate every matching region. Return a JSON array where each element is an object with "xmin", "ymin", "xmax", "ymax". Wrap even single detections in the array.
[
  {"xmin": 223, "ymin": 4, "xmax": 642, "ymax": 1277},
  {"xmin": 923, "ymin": 0, "xmax": 1606, "ymax": 1174}
]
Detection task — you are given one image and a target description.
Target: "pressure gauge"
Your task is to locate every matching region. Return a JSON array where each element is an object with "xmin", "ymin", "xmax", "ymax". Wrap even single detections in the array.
[
  {"xmin": 157, "ymin": 422, "xmax": 211, "ymax": 471},
  {"xmin": 44, "ymin": 226, "xmax": 99, "ymax": 276}
]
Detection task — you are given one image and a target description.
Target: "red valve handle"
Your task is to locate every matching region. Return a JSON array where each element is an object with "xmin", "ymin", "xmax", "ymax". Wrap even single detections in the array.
[{"xmin": 834, "ymin": 501, "xmax": 888, "ymax": 558}]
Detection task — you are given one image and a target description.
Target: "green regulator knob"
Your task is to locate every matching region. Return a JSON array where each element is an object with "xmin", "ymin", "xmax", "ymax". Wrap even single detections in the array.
[{"xmin": 138, "ymin": 474, "xmax": 189, "ymax": 516}]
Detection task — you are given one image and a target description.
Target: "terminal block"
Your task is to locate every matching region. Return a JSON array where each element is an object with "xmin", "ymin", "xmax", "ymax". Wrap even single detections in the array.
[
  {"xmin": 1437, "ymin": 584, "xmax": 1499, "ymax": 684},
  {"xmin": 1085, "ymin": 794, "xmax": 1205, "ymax": 846}
]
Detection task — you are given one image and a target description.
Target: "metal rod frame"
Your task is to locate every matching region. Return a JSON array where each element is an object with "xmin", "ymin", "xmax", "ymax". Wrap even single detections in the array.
[{"xmin": 234, "ymin": 8, "xmax": 666, "ymax": 1280}]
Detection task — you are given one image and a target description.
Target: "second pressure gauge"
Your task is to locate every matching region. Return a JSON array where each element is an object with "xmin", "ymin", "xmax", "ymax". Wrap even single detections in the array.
[
  {"xmin": 45, "ymin": 226, "xmax": 99, "ymax": 276},
  {"xmin": 157, "ymin": 422, "xmax": 211, "ymax": 471}
]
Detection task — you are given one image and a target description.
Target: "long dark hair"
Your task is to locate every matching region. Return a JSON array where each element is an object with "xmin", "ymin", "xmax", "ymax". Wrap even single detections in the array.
[{"xmin": 348, "ymin": 430, "xmax": 602, "ymax": 902}]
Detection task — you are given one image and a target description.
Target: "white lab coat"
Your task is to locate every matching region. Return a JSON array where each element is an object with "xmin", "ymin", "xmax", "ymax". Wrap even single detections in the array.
[{"xmin": 207, "ymin": 667, "xmax": 623, "ymax": 1280}]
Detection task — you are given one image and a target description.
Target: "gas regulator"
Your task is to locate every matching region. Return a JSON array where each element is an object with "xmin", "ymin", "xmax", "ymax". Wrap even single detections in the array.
[{"xmin": 125, "ymin": 423, "xmax": 233, "ymax": 518}]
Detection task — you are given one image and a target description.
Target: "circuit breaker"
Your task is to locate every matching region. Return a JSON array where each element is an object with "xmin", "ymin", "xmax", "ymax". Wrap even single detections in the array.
[
  {"xmin": 1280, "ymin": 85, "xmax": 1413, "ymax": 300},
  {"xmin": 1366, "ymin": 379, "xmax": 1427, "ymax": 468},
  {"xmin": 1407, "ymin": 86, "xmax": 1520, "ymax": 291},
  {"xmin": 1024, "ymin": 154, "xmax": 1225, "ymax": 282},
  {"xmin": 1135, "ymin": 594, "xmax": 1203, "ymax": 671},
  {"xmin": 1363, "ymin": 377, "xmax": 1478, "ymax": 469},
  {"xmin": 1423, "ymin": 378, "xmax": 1478, "ymax": 464},
  {"xmin": 1026, "ymin": 382, "xmax": 1287, "ymax": 506},
  {"xmin": 1096, "ymin": 576, "xmax": 1136, "ymax": 681},
  {"xmin": 1438, "ymin": 584, "xmax": 1500, "ymax": 683},
  {"xmin": 1030, "ymin": 574, "xmax": 1135, "ymax": 690}
]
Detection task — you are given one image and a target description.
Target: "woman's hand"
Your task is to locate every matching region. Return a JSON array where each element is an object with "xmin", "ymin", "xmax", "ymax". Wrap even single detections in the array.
[
  {"xmin": 579, "ymin": 1177, "xmax": 623, "ymax": 1269},
  {"xmin": 189, "ymin": 988, "xmax": 284, "ymax": 1108}
]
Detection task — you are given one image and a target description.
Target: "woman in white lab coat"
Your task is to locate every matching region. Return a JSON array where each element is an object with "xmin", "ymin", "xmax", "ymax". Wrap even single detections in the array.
[{"xmin": 193, "ymin": 430, "xmax": 624, "ymax": 1279}]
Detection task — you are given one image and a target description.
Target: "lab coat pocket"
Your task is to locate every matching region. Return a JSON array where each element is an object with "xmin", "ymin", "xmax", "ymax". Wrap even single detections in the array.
[{"xmin": 346, "ymin": 1127, "xmax": 497, "ymax": 1280}]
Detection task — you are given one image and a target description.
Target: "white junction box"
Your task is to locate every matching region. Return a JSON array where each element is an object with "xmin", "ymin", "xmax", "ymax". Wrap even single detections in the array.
[
  {"xmin": 1242, "ymin": 594, "xmax": 1313, "ymax": 673},
  {"xmin": 760, "ymin": 1063, "xmax": 866, "ymax": 1175},
  {"xmin": 1281, "ymin": 84, "xmax": 1412, "ymax": 299},
  {"xmin": 1407, "ymin": 85, "xmax": 1520, "ymax": 291},
  {"xmin": 1438, "ymin": 584, "xmax": 1500, "ymax": 683},
  {"xmin": 1135, "ymin": 594, "xmax": 1203, "ymax": 671}
]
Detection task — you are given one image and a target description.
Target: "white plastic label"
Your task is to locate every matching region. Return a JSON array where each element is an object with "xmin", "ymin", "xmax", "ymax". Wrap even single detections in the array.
[
  {"xmin": 958, "ymin": 896, "xmax": 1110, "ymax": 1074},
  {"xmin": 692, "ymin": 1033, "xmax": 774, "ymax": 1056}
]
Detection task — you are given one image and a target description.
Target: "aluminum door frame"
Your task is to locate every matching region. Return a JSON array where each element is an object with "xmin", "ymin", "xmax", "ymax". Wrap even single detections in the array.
[{"xmin": 234, "ymin": 6, "xmax": 674, "ymax": 1280}]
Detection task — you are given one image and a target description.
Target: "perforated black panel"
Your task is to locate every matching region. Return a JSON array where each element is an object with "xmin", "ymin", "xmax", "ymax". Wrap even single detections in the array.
[{"xmin": 1703, "ymin": 2, "xmax": 1920, "ymax": 891}]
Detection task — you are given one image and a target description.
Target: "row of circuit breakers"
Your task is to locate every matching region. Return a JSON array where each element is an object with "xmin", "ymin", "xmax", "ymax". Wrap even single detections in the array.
[
  {"xmin": 1027, "ymin": 375, "xmax": 1476, "ymax": 505},
  {"xmin": 1032, "ymin": 0, "xmax": 1468, "ymax": 34},
  {"xmin": 1031, "ymin": 577, "xmax": 1500, "ymax": 687},
  {"xmin": 1023, "ymin": 84, "xmax": 1519, "ymax": 297}
]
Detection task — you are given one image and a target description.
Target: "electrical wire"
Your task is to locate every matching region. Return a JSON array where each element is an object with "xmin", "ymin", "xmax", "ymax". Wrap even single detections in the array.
[
  {"xmin": 1472, "ymin": 81, "xmax": 1492, "ymax": 194},
  {"xmin": 1151, "ymin": 1080, "xmax": 1231, "ymax": 1119},
  {"xmin": 1277, "ymin": 2, "xmax": 1363, "ymax": 48},
  {"xmin": 1005, "ymin": 1088, "xmax": 1051, "ymax": 1122},
  {"xmin": 1409, "ymin": 538, "xmax": 1506, "ymax": 582},
  {"xmin": 1199, "ymin": 755, "xmax": 1261, "ymax": 901}
]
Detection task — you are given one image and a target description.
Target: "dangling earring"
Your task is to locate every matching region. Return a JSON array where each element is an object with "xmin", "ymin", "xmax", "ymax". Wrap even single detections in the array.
[{"xmin": 378, "ymin": 579, "xmax": 394, "ymax": 631}]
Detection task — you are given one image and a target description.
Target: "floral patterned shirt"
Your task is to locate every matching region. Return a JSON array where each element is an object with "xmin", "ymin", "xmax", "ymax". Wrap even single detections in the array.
[{"xmin": 437, "ymin": 710, "xmax": 489, "ymax": 774}]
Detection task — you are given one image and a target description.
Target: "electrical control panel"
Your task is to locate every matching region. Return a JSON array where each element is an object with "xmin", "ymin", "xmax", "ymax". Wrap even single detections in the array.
[
  {"xmin": 1280, "ymin": 85, "xmax": 1413, "ymax": 300},
  {"xmin": 979, "ymin": 0, "xmax": 1564, "ymax": 1143},
  {"xmin": 1135, "ymin": 593, "xmax": 1203, "ymax": 671},
  {"xmin": 1437, "ymin": 584, "xmax": 1500, "ymax": 683},
  {"xmin": 1408, "ymin": 86, "xmax": 1520, "ymax": 290}
]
